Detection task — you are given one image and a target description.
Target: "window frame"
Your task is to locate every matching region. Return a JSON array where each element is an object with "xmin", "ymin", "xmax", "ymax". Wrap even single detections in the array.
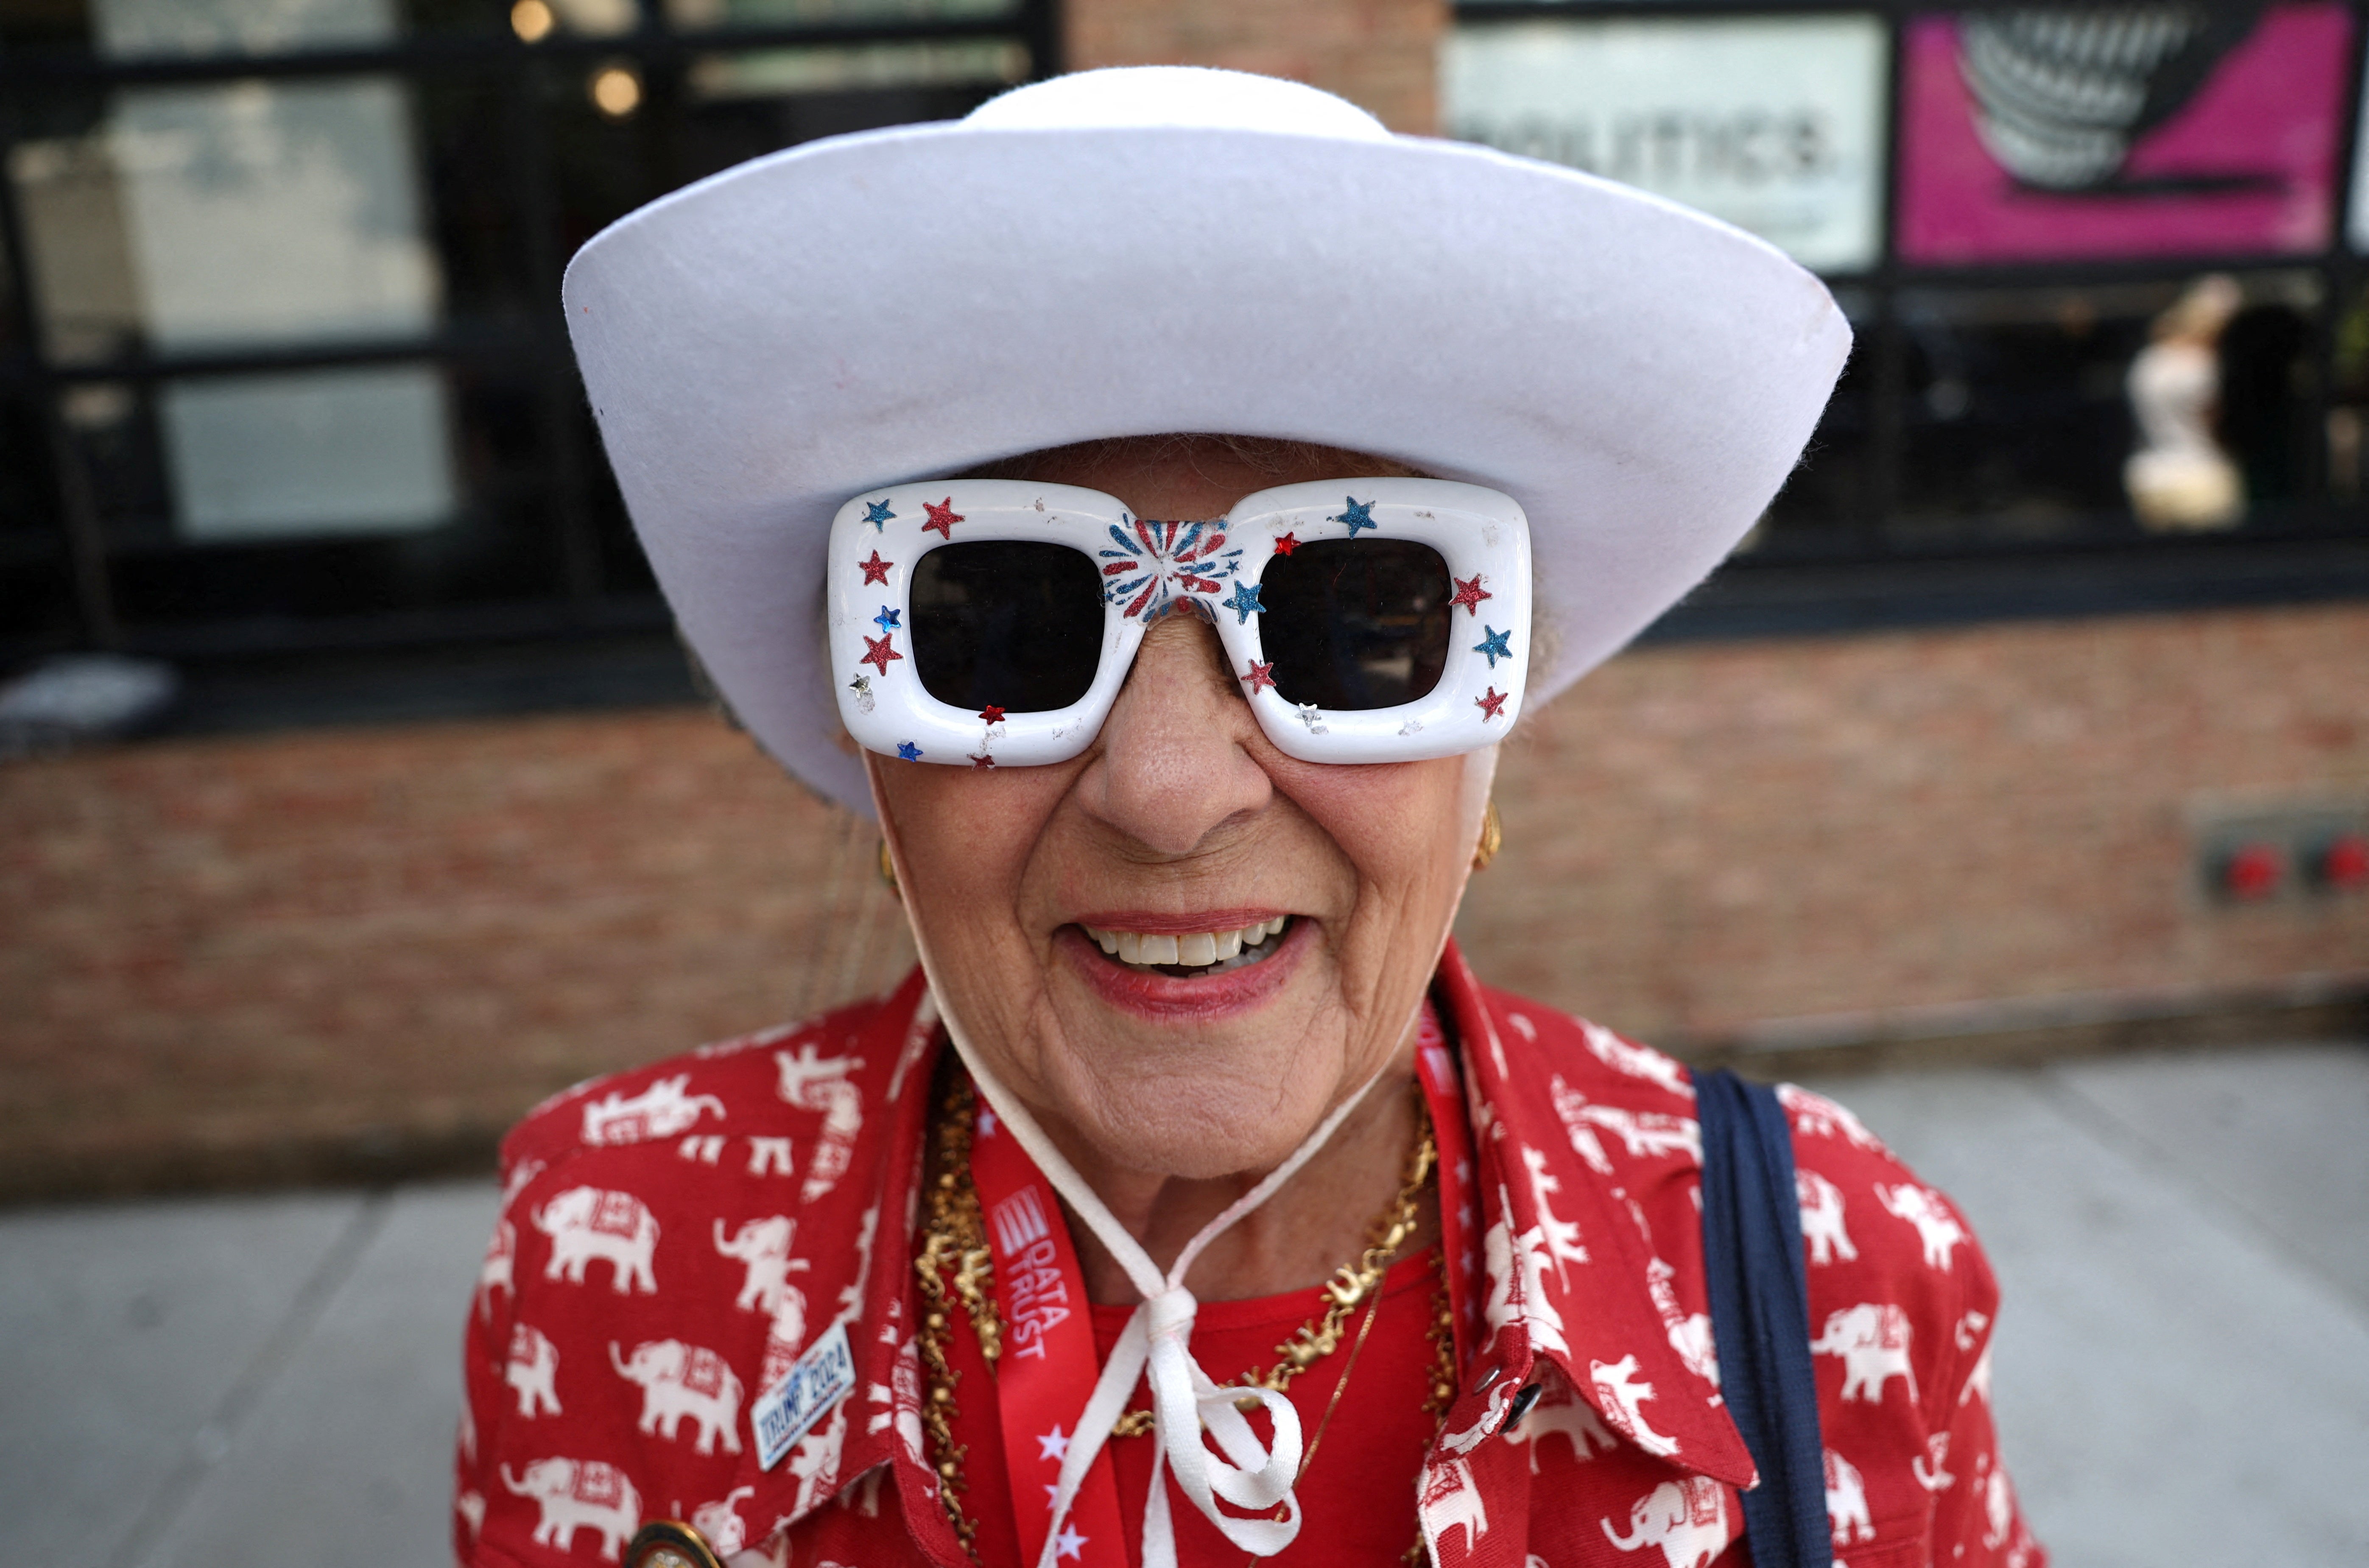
[{"xmin": 0, "ymin": 0, "xmax": 1060, "ymax": 658}]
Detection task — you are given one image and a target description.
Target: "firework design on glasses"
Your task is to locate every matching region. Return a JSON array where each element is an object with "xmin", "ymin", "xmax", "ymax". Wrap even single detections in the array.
[{"xmin": 1098, "ymin": 518, "xmax": 1245, "ymax": 619}]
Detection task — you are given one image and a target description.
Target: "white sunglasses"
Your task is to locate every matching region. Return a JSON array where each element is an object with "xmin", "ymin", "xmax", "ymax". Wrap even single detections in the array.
[{"xmin": 827, "ymin": 477, "xmax": 1530, "ymax": 767}]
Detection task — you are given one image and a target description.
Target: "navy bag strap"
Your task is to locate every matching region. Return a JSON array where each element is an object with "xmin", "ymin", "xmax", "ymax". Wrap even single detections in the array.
[{"xmin": 1694, "ymin": 1067, "xmax": 1833, "ymax": 1568}]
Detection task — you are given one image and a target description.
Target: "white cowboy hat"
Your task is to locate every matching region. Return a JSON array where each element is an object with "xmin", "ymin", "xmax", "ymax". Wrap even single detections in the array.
[{"xmin": 564, "ymin": 65, "xmax": 1851, "ymax": 814}]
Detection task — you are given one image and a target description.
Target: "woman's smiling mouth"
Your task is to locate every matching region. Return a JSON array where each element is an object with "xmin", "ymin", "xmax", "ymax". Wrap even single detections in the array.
[
  {"xmin": 1058, "ymin": 913, "xmax": 1309, "ymax": 1017},
  {"xmin": 1078, "ymin": 916, "xmax": 1293, "ymax": 976}
]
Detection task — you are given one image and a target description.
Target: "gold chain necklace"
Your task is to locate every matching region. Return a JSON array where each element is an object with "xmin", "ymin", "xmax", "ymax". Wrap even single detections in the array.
[{"xmin": 914, "ymin": 1065, "xmax": 1457, "ymax": 1562}]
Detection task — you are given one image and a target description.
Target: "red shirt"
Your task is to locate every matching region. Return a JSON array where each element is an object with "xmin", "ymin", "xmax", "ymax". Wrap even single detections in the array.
[{"xmin": 458, "ymin": 942, "xmax": 2043, "ymax": 1568}]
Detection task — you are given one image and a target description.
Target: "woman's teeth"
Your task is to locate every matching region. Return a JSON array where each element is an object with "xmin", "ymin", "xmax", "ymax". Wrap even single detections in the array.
[{"xmin": 1081, "ymin": 916, "xmax": 1290, "ymax": 971}]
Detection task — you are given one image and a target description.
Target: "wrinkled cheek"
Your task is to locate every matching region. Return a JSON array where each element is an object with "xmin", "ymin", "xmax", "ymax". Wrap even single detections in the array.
[{"xmin": 867, "ymin": 758, "xmax": 1067, "ymax": 1064}]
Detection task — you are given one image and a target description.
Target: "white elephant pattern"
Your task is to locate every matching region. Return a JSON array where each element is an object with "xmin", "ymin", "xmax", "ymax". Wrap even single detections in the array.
[
  {"xmin": 500, "ymin": 1457, "xmax": 640, "ymax": 1560},
  {"xmin": 759, "ymin": 1286, "xmax": 813, "ymax": 1397},
  {"xmin": 1563, "ymin": 1094, "xmax": 1701, "ymax": 1163},
  {"xmin": 1644, "ymin": 1256, "xmax": 1719, "ymax": 1389},
  {"xmin": 477, "ymin": 1217, "xmax": 516, "ymax": 1320},
  {"xmin": 1915, "ymin": 1431, "xmax": 1956, "ymax": 1492},
  {"xmin": 535, "ymin": 1186, "xmax": 659, "ymax": 1295},
  {"xmin": 1548, "ymin": 1074, "xmax": 1617, "ymax": 1175},
  {"xmin": 609, "ymin": 1338, "xmax": 744, "ymax": 1454},
  {"xmin": 792, "ymin": 1397, "xmax": 852, "ymax": 1514},
  {"xmin": 691, "ymin": 1485, "xmax": 755, "ymax": 1554},
  {"xmin": 775, "ymin": 1045, "xmax": 866, "ymax": 1203},
  {"xmin": 1601, "ymin": 1476, "xmax": 1730, "ymax": 1568},
  {"xmin": 1503, "ymin": 1381, "xmax": 1619, "ymax": 1472},
  {"xmin": 1521, "ymin": 1143, "xmax": 1590, "ymax": 1282},
  {"xmin": 1876, "ymin": 1182, "xmax": 1967, "ymax": 1271},
  {"xmin": 580, "ymin": 1073, "xmax": 727, "ymax": 1146},
  {"xmin": 1580, "ymin": 1018, "xmax": 1694, "ymax": 1099},
  {"xmin": 505, "ymin": 1321, "xmax": 562, "ymax": 1417},
  {"xmin": 1796, "ymin": 1169, "xmax": 1858, "ymax": 1265},
  {"xmin": 714, "ymin": 1214, "xmax": 810, "ymax": 1316},
  {"xmin": 1483, "ymin": 1193, "xmax": 1570, "ymax": 1356},
  {"xmin": 1813, "ymin": 1303, "xmax": 1918, "ymax": 1403},
  {"xmin": 1962, "ymin": 1342, "xmax": 1994, "ymax": 1408},
  {"xmin": 1778, "ymin": 1083, "xmax": 1886, "ymax": 1152},
  {"xmin": 1824, "ymin": 1448, "xmax": 1874, "ymax": 1545},
  {"xmin": 1589, "ymin": 1354, "xmax": 1680, "ymax": 1458},
  {"xmin": 1420, "ymin": 1455, "xmax": 1490, "ymax": 1557}
]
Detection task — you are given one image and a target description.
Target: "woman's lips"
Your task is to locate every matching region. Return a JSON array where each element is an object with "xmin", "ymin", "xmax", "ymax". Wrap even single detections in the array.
[{"xmin": 1055, "ymin": 915, "xmax": 1308, "ymax": 1020}]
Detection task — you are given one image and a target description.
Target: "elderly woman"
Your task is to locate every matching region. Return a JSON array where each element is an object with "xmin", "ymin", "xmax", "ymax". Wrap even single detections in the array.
[{"xmin": 458, "ymin": 67, "xmax": 2040, "ymax": 1568}]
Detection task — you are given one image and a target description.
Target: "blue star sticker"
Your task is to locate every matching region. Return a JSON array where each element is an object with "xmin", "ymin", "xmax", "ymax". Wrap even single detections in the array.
[
  {"xmin": 1333, "ymin": 497, "xmax": 1377, "ymax": 536},
  {"xmin": 1473, "ymin": 625, "xmax": 1513, "ymax": 667},
  {"xmin": 874, "ymin": 605, "xmax": 901, "ymax": 632},
  {"xmin": 1221, "ymin": 581, "xmax": 1265, "ymax": 624},
  {"xmin": 863, "ymin": 499, "xmax": 895, "ymax": 530},
  {"xmin": 895, "ymin": 740, "xmax": 922, "ymax": 761}
]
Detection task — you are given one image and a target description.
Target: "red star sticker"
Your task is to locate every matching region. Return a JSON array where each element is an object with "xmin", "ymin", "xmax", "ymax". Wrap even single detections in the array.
[
  {"xmin": 968, "ymin": 753, "xmax": 995, "ymax": 769},
  {"xmin": 1450, "ymin": 573, "xmax": 1492, "ymax": 617},
  {"xmin": 1475, "ymin": 686, "xmax": 1507, "ymax": 721},
  {"xmin": 860, "ymin": 633, "xmax": 902, "ymax": 676},
  {"xmin": 922, "ymin": 498, "xmax": 964, "ymax": 538},
  {"xmin": 858, "ymin": 551, "xmax": 893, "ymax": 585},
  {"xmin": 1272, "ymin": 532, "xmax": 1299, "ymax": 556},
  {"xmin": 1240, "ymin": 660, "xmax": 1277, "ymax": 694},
  {"xmin": 979, "ymin": 705, "xmax": 1006, "ymax": 724}
]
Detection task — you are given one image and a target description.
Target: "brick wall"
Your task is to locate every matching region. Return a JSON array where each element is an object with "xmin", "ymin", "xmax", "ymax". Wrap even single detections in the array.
[
  {"xmin": 1459, "ymin": 603, "xmax": 2369, "ymax": 1041},
  {"xmin": 5, "ymin": 603, "xmax": 2366, "ymax": 1197},
  {"xmin": 1064, "ymin": 0, "xmax": 1447, "ymax": 133},
  {"xmin": 0, "ymin": 713, "xmax": 914, "ymax": 1198}
]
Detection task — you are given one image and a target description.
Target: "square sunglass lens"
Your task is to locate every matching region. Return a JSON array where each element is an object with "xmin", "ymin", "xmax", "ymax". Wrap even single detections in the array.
[
  {"xmin": 911, "ymin": 542, "xmax": 1106, "ymax": 713},
  {"xmin": 1258, "ymin": 539, "xmax": 1452, "ymax": 711}
]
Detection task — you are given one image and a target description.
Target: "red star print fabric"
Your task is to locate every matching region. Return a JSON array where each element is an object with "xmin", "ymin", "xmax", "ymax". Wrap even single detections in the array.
[{"xmin": 456, "ymin": 948, "xmax": 2043, "ymax": 1568}]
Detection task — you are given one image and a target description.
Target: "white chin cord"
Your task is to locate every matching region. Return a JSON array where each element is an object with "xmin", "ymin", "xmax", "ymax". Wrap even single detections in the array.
[{"xmin": 913, "ymin": 957, "xmax": 1389, "ymax": 1568}]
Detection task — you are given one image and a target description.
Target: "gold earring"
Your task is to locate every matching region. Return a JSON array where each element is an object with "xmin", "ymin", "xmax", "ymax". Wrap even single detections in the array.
[
  {"xmin": 1472, "ymin": 798, "xmax": 1502, "ymax": 871},
  {"xmin": 878, "ymin": 837, "xmax": 900, "ymax": 895}
]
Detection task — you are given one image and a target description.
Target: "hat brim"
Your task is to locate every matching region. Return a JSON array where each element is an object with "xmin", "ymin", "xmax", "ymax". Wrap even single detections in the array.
[{"xmin": 564, "ymin": 121, "xmax": 1851, "ymax": 815}]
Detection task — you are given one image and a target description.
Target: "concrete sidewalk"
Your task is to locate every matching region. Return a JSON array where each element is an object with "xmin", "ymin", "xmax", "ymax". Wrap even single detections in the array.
[{"xmin": 3, "ymin": 1043, "xmax": 2364, "ymax": 1568}]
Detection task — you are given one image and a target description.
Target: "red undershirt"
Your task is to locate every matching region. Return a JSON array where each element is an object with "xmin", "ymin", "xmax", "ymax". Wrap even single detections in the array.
[{"xmin": 940, "ymin": 1248, "xmax": 1446, "ymax": 1568}]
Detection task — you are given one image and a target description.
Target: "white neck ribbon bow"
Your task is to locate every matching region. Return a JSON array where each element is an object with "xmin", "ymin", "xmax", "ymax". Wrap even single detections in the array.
[{"xmin": 940, "ymin": 1010, "xmax": 1388, "ymax": 1568}]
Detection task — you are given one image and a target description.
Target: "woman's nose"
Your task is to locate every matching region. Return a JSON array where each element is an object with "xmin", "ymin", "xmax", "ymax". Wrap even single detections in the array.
[{"xmin": 1075, "ymin": 608, "xmax": 1273, "ymax": 857}]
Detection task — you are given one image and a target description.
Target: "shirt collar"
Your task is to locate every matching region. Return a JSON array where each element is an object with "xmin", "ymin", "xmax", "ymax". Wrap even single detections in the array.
[
  {"xmin": 1433, "ymin": 938, "xmax": 1758, "ymax": 1488},
  {"xmin": 751, "ymin": 969, "xmax": 968, "ymax": 1559}
]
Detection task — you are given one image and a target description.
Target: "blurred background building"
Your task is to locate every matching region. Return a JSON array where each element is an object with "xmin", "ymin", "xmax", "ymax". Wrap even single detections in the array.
[{"xmin": 3, "ymin": 0, "xmax": 2366, "ymax": 1199}]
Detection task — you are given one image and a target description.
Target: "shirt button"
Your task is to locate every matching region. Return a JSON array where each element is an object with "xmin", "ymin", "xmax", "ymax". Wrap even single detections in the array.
[
  {"xmin": 1503, "ymin": 1381, "xmax": 1543, "ymax": 1434},
  {"xmin": 1468, "ymin": 1363, "xmax": 1505, "ymax": 1397}
]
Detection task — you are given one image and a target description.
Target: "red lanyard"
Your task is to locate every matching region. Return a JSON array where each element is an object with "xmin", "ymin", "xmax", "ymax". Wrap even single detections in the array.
[
  {"xmin": 970, "ymin": 1096, "xmax": 1132, "ymax": 1568},
  {"xmin": 966, "ymin": 1000, "xmax": 1472, "ymax": 1568}
]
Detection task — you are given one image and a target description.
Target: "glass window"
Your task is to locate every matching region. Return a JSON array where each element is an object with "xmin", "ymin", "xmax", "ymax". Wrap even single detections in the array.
[
  {"xmin": 1888, "ymin": 274, "xmax": 2322, "ymax": 548},
  {"xmin": 8, "ymin": 0, "xmax": 460, "ymax": 546},
  {"xmin": 108, "ymin": 78, "xmax": 441, "ymax": 351},
  {"xmin": 1443, "ymin": 12, "xmax": 1889, "ymax": 274}
]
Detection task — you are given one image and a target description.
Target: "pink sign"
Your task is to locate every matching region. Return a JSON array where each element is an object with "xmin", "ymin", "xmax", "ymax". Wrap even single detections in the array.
[{"xmin": 1896, "ymin": 3, "xmax": 2352, "ymax": 264}]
